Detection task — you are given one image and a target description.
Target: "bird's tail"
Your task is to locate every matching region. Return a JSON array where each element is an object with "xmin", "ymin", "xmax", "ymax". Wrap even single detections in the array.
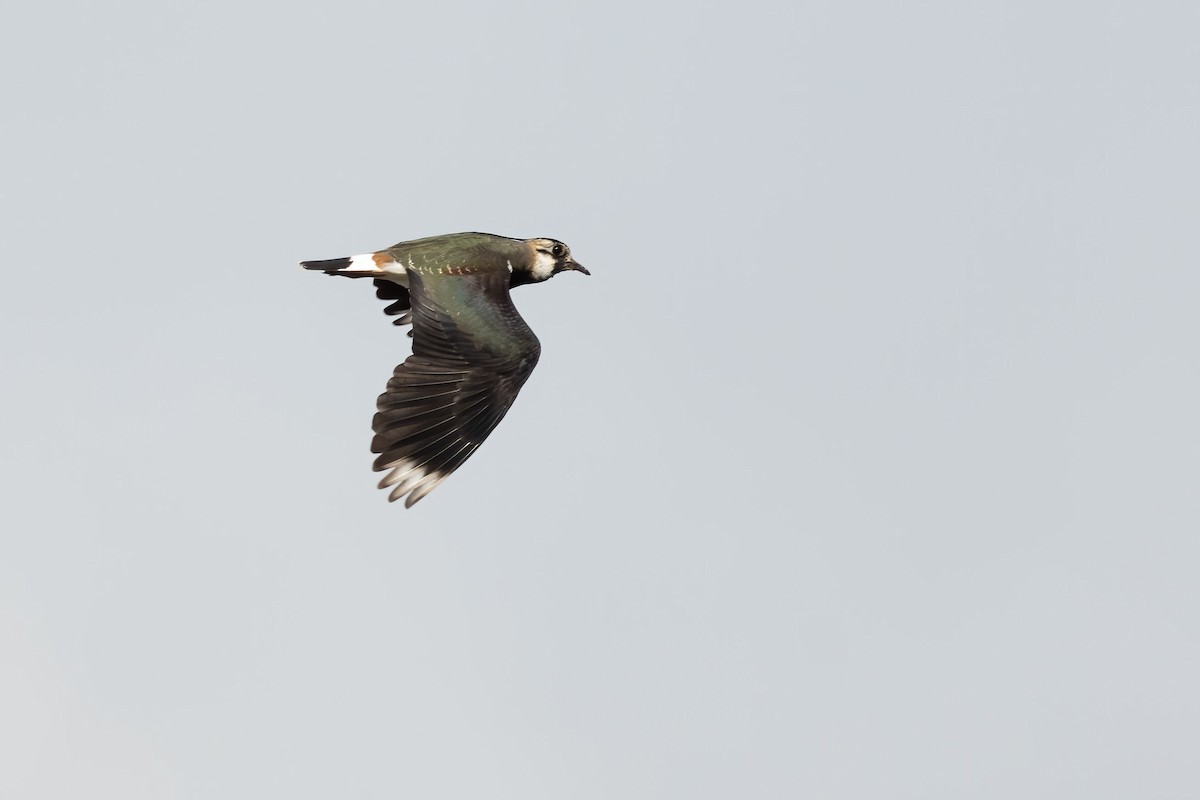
[{"xmin": 300, "ymin": 252, "xmax": 399, "ymax": 278}]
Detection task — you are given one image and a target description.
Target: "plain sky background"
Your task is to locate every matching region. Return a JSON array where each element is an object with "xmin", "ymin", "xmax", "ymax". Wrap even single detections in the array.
[{"xmin": 2, "ymin": 1, "xmax": 1198, "ymax": 797}]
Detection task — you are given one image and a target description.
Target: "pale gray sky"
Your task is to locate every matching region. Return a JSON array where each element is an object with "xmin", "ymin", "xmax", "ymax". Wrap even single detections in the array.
[{"xmin": 3, "ymin": 1, "xmax": 1199, "ymax": 797}]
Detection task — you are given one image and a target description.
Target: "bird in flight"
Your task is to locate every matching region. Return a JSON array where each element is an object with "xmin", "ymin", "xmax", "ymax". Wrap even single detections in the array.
[{"xmin": 302, "ymin": 232, "xmax": 589, "ymax": 507}]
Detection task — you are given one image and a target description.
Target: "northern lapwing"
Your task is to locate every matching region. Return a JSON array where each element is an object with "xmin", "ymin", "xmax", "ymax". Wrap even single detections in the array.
[{"xmin": 302, "ymin": 232, "xmax": 589, "ymax": 507}]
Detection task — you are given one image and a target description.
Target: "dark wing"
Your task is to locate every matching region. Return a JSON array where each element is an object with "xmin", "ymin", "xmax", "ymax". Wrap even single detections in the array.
[
  {"xmin": 373, "ymin": 279, "xmax": 413, "ymax": 327},
  {"xmin": 372, "ymin": 269, "xmax": 541, "ymax": 507}
]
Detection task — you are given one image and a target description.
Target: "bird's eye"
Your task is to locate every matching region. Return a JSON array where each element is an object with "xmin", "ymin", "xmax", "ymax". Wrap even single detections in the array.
[{"xmin": 551, "ymin": 244, "xmax": 564, "ymax": 257}]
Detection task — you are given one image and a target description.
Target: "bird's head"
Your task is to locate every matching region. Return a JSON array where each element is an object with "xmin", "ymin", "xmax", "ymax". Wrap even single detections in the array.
[{"xmin": 525, "ymin": 238, "xmax": 590, "ymax": 282}]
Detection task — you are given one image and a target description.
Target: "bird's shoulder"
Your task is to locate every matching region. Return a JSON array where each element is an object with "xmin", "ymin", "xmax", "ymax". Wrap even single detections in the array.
[{"xmin": 408, "ymin": 266, "xmax": 539, "ymax": 363}]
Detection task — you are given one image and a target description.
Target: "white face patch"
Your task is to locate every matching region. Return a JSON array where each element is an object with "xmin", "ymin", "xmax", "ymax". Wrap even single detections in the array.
[{"xmin": 529, "ymin": 249, "xmax": 558, "ymax": 281}]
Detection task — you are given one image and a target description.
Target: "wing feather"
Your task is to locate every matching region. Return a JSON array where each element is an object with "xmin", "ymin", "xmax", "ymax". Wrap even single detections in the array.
[
  {"xmin": 371, "ymin": 268, "xmax": 541, "ymax": 506},
  {"xmin": 374, "ymin": 279, "xmax": 413, "ymax": 326}
]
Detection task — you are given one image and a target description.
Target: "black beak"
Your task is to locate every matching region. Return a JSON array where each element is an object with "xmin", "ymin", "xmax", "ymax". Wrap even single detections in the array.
[{"xmin": 569, "ymin": 260, "xmax": 590, "ymax": 276}]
